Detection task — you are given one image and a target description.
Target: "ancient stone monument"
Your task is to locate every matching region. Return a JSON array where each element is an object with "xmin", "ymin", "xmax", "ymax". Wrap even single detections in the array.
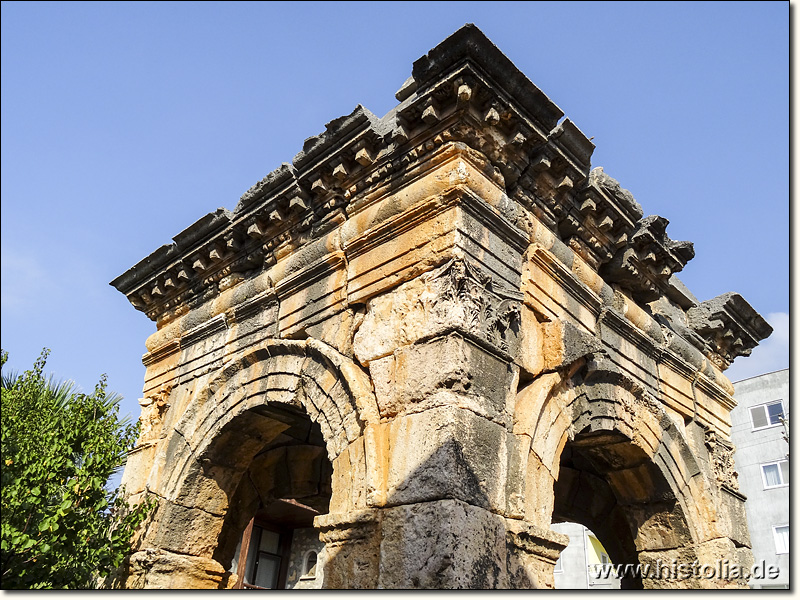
[{"xmin": 111, "ymin": 25, "xmax": 772, "ymax": 589}]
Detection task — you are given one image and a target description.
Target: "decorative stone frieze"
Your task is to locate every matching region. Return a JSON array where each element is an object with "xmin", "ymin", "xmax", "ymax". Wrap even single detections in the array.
[{"xmin": 138, "ymin": 386, "xmax": 171, "ymax": 442}]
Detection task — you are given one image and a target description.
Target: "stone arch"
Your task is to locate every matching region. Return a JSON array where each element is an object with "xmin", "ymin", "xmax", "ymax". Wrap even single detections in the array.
[
  {"xmin": 175, "ymin": 337, "xmax": 378, "ymax": 462},
  {"xmin": 514, "ymin": 356, "xmax": 720, "ymax": 588},
  {"xmin": 131, "ymin": 338, "xmax": 380, "ymax": 588}
]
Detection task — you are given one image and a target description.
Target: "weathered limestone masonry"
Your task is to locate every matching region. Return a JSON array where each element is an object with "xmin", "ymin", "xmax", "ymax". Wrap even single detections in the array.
[{"xmin": 111, "ymin": 25, "xmax": 772, "ymax": 589}]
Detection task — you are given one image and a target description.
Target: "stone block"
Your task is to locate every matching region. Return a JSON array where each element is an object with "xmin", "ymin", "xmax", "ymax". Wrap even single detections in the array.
[
  {"xmin": 276, "ymin": 255, "xmax": 347, "ymax": 334},
  {"xmin": 627, "ymin": 500, "xmax": 693, "ymax": 553},
  {"xmin": 127, "ymin": 548, "xmax": 229, "ymax": 589},
  {"xmin": 522, "ymin": 247, "xmax": 600, "ymax": 335},
  {"xmin": 384, "ymin": 406, "xmax": 508, "ymax": 512},
  {"xmin": 516, "ymin": 305, "xmax": 545, "ymax": 377},
  {"xmin": 503, "ymin": 433, "xmax": 527, "ymax": 520},
  {"xmin": 505, "ymin": 519, "xmax": 568, "ymax": 589},
  {"xmin": 378, "ymin": 499, "xmax": 507, "ymax": 589},
  {"xmin": 716, "ymin": 487, "xmax": 751, "ymax": 548},
  {"xmin": 298, "ymin": 307, "xmax": 362, "ymax": 357},
  {"xmin": 329, "ymin": 437, "xmax": 369, "ymax": 513},
  {"xmin": 177, "ymin": 319, "xmax": 228, "ymax": 377},
  {"xmin": 120, "ymin": 441, "xmax": 158, "ymax": 497},
  {"xmin": 456, "ymin": 205, "xmax": 524, "ymax": 290},
  {"xmin": 520, "ymin": 449, "xmax": 557, "ymax": 528},
  {"xmin": 316, "ymin": 510, "xmax": 382, "ymax": 589},
  {"xmin": 225, "ymin": 295, "xmax": 279, "ymax": 346},
  {"xmin": 149, "ymin": 500, "xmax": 225, "ymax": 557},
  {"xmin": 345, "ymin": 203, "xmax": 460, "ymax": 305},
  {"xmin": 542, "ymin": 319, "xmax": 603, "ymax": 371},
  {"xmin": 598, "ymin": 321, "xmax": 660, "ymax": 395},
  {"xmin": 369, "ymin": 334, "xmax": 513, "ymax": 422},
  {"xmin": 167, "ymin": 457, "xmax": 244, "ymax": 516}
]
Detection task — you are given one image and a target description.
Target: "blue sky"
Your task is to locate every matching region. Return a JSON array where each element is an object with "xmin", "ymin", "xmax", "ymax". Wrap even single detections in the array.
[{"xmin": 1, "ymin": 1, "xmax": 789, "ymax": 433}]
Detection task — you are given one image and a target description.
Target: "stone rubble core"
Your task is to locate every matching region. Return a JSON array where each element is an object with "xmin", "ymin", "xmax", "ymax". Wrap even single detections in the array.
[{"xmin": 111, "ymin": 24, "xmax": 772, "ymax": 589}]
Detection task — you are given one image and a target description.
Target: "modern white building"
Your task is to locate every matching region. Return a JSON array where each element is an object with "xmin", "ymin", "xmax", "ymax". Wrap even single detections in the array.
[
  {"xmin": 551, "ymin": 522, "xmax": 619, "ymax": 589},
  {"xmin": 730, "ymin": 368, "xmax": 789, "ymax": 589}
]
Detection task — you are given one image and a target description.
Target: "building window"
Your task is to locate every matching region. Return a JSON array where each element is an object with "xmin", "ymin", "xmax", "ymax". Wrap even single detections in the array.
[
  {"xmin": 773, "ymin": 525, "xmax": 789, "ymax": 554},
  {"xmin": 234, "ymin": 499, "xmax": 324, "ymax": 590},
  {"xmin": 750, "ymin": 401, "xmax": 785, "ymax": 430},
  {"xmin": 243, "ymin": 525, "xmax": 288, "ymax": 589},
  {"xmin": 300, "ymin": 550, "xmax": 318, "ymax": 580},
  {"xmin": 761, "ymin": 460, "xmax": 789, "ymax": 489}
]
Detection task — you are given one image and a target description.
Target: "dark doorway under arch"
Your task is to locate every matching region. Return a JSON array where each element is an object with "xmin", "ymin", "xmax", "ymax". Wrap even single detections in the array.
[
  {"xmin": 552, "ymin": 431, "xmax": 694, "ymax": 590},
  {"xmin": 207, "ymin": 403, "xmax": 333, "ymax": 589}
]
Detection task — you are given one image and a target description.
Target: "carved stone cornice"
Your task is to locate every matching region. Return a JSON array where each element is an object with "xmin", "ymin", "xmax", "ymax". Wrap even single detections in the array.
[
  {"xmin": 519, "ymin": 166, "xmax": 646, "ymax": 271},
  {"xmin": 111, "ymin": 26, "xmax": 599, "ymax": 323},
  {"xmin": 557, "ymin": 167, "xmax": 644, "ymax": 269},
  {"xmin": 505, "ymin": 519, "xmax": 568, "ymax": 562},
  {"xmin": 686, "ymin": 292, "xmax": 773, "ymax": 370},
  {"xmin": 602, "ymin": 215, "xmax": 695, "ymax": 303},
  {"xmin": 111, "ymin": 21, "xmax": 769, "ymax": 381}
]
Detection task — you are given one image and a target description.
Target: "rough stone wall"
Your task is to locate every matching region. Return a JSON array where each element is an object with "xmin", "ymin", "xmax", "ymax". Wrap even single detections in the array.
[{"xmin": 111, "ymin": 25, "xmax": 771, "ymax": 589}]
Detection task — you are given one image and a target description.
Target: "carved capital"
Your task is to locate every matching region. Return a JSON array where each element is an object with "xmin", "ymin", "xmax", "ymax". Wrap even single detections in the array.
[
  {"xmin": 431, "ymin": 258, "xmax": 523, "ymax": 356},
  {"xmin": 314, "ymin": 509, "xmax": 381, "ymax": 545},
  {"xmin": 704, "ymin": 430, "xmax": 740, "ymax": 492}
]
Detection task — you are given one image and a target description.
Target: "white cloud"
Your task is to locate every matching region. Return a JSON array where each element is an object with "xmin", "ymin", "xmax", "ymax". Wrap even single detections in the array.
[{"xmin": 725, "ymin": 312, "xmax": 789, "ymax": 383}]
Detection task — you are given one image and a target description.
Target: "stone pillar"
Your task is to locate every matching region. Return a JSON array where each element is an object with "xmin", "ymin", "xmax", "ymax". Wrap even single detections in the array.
[
  {"xmin": 505, "ymin": 519, "xmax": 568, "ymax": 589},
  {"xmin": 317, "ymin": 494, "xmax": 568, "ymax": 590},
  {"xmin": 378, "ymin": 499, "xmax": 508, "ymax": 589},
  {"xmin": 347, "ymin": 240, "xmax": 569, "ymax": 587},
  {"xmin": 315, "ymin": 510, "xmax": 382, "ymax": 589}
]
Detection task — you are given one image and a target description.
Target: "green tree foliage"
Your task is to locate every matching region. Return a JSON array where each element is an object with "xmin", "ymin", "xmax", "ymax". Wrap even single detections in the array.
[{"xmin": 1, "ymin": 350, "xmax": 151, "ymax": 588}]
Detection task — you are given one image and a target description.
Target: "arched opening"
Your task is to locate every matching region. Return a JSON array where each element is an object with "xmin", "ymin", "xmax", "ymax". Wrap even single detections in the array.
[
  {"xmin": 210, "ymin": 403, "xmax": 333, "ymax": 589},
  {"xmin": 124, "ymin": 339, "xmax": 380, "ymax": 590},
  {"xmin": 514, "ymin": 360, "xmax": 719, "ymax": 589},
  {"xmin": 552, "ymin": 432, "xmax": 694, "ymax": 590}
]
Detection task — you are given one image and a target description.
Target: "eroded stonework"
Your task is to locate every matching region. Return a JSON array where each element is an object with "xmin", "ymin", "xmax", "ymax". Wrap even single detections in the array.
[{"xmin": 112, "ymin": 25, "xmax": 771, "ymax": 589}]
